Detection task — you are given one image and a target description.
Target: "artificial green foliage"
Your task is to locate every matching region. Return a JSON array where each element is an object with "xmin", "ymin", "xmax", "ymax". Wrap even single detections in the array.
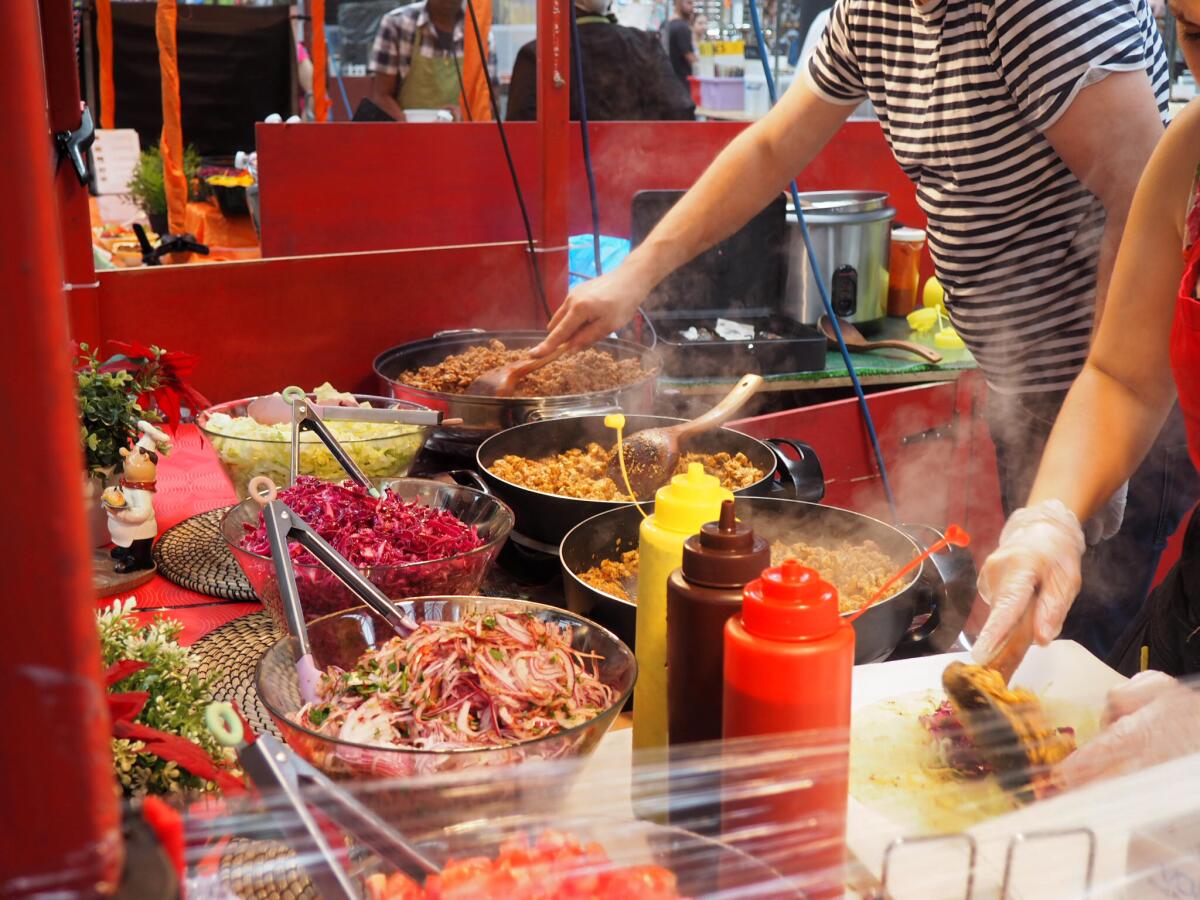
[
  {"xmin": 127, "ymin": 144, "xmax": 202, "ymax": 216},
  {"xmin": 98, "ymin": 598, "xmax": 237, "ymax": 797},
  {"xmin": 75, "ymin": 343, "xmax": 160, "ymax": 475}
]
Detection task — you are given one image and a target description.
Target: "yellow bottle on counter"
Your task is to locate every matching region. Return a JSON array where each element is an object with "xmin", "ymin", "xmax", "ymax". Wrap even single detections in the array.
[{"xmin": 633, "ymin": 463, "xmax": 733, "ymax": 751}]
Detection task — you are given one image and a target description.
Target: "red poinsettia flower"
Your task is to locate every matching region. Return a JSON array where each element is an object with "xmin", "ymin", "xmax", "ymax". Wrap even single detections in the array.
[
  {"xmin": 105, "ymin": 660, "xmax": 245, "ymax": 794},
  {"xmin": 101, "ymin": 341, "xmax": 211, "ymax": 430}
]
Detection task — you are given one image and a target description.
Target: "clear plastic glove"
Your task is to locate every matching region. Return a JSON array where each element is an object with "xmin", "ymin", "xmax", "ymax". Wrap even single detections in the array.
[
  {"xmin": 1058, "ymin": 671, "xmax": 1200, "ymax": 787},
  {"xmin": 972, "ymin": 499, "xmax": 1086, "ymax": 665},
  {"xmin": 530, "ymin": 266, "xmax": 648, "ymax": 357},
  {"xmin": 1082, "ymin": 481, "xmax": 1128, "ymax": 545}
]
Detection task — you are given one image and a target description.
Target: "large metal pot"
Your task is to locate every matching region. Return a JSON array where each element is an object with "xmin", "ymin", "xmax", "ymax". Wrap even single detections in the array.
[
  {"xmin": 374, "ymin": 330, "xmax": 662, "ymax": 455},
  {"xmin": 785, "ymin": 190, "xmax": 896, "ymax": 328},
  {"xmin": 560, "ymin": 498, "xmax": 975, "ymax": 664},
  {"xmin": 475, "ymin": 415, "xmax": 825, "ymax": 547}
]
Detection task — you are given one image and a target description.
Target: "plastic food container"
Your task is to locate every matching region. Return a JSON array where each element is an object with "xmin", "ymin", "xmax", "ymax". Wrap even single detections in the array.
[
  {"xmin": 197, "ymin": 393, "xmax": 431, "ymax": 500},
  {"xmin": 887, "ymin": 226, "xmax": 926, "ymax": 317},
  {"xmin": 222, "ymin": 477, "xmax": 514, "ymax": 629},
  {"xmin": 255, "ymin": 597, "xmax": 636, "ymax": 828},
  {"xmin": 697, "ymin": 76, "xmax": 745, "ymax": 111}
]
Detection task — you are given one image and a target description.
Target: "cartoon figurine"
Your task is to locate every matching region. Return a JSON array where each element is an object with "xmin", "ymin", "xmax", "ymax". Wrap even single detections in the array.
[{"xmin": 105, "ymin": 421, "xmax": 172, "ymax": 573}]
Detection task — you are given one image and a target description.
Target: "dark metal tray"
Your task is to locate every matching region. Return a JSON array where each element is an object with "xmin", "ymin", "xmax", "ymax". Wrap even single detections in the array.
[{"xmin": 647, "ymin": 311, "xmax": 826, "ymax": 378}]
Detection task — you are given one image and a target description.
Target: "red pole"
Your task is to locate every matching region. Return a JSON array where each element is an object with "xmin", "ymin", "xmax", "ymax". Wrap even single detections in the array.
[
  {"xmin": 0, "ymin": 1, "xmax": 122, "ymax": 895},
  {"xmin": 536, "ymin": 0, "xmax": 570, "ymax": 309}
]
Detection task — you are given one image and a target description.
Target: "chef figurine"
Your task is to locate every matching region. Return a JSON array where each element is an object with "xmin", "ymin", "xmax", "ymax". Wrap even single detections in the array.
[{"xmin": 105, "ymin": 421, "xmax": 172, "ymax": 573}]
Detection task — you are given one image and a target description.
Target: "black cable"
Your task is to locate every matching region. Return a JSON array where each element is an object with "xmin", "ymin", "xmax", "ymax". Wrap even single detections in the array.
[
  {"xmin": 463, "ymin": 0, "xmax": 552, "ymax": 321},
  {"xmin": 570, "ymin": 4, "xmax": 603, "ymax": 278}
]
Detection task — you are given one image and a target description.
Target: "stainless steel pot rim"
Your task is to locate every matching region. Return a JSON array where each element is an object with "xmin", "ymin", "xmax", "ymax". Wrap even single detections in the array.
[
  {"xmin": 560, "ymin": 497, "xmax": 923, "ymax": 612},
  {"xmin": 787, "ymin": 189, "xmax": 890, "ymax": 212}
]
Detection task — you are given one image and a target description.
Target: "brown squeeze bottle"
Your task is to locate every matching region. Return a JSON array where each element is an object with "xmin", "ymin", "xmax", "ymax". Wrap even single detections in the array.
[
  {"xmin": 663, "ymin": 499, "xmax": 769, "ymax": 832},
  {"xmin": 667, "ymin": 498, "xmax": 770, "ymax": 747}
]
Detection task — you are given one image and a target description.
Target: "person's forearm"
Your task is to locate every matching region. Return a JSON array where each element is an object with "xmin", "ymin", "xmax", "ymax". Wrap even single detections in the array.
[{"xmin": 1028, "ymin": 363, "xmax": 1174, "ymax": 522}]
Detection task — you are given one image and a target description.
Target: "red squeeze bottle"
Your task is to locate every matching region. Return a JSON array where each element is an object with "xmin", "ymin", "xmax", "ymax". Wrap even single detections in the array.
[{"xmin": 722, "ymin": 560, "xmax": 855, "ymax": 897}]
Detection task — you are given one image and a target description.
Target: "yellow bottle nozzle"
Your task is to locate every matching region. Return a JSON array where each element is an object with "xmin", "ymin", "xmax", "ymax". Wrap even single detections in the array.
[{"xmin": 604, "ymin": 411, "xmax": 648, "ymax": 518}]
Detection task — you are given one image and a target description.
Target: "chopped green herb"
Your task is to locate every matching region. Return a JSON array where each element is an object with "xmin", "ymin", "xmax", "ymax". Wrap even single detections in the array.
[
  {"xmin": 483, "ymin": 616, "xmax": 497, "ymax": 628},
  {"xmin": 309, "ymin": 706, "xmax": 331, "ymax": 726},
  {"xmin": 489, "ymin": 648, "xmax": 504, "ymax": 661}
]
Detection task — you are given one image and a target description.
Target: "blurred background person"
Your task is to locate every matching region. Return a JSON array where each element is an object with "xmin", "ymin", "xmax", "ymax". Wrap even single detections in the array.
[
  {"xmin": 662, "ymin": 0, "xmax": 697, "ymax": 89},
  {"xmin": 506, "ymin": 0, "xmax": 695, "ymax": 121},
  {"xmin": 368, "ymin": 0, "xmax": 467, "ymax": 121}
]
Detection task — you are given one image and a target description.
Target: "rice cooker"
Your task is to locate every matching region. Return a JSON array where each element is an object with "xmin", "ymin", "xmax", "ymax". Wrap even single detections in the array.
[{"xmin": 784, "ymin": 191, "xmax": 896, "ymax": 328}]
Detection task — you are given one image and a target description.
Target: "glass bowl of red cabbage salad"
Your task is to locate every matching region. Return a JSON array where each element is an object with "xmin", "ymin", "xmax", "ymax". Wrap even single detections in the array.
[
  {"xmin": 222, "ymin": 476, "xmax": 515, "ymax": 630},
  {"xmin": 255, "ymin": 597, "xmax": 636, "ymax": 781}
]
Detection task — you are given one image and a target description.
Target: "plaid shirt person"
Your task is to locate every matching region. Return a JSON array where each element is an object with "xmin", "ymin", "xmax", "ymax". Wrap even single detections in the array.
[{"xmin": 370, "ymin": 2, "xmax": 466, "ymax": 84}]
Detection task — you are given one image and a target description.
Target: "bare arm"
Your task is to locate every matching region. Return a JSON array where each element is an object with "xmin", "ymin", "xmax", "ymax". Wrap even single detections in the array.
[
  {"xmin": 533, "ymin": 80, "xmax": 854, "ymax": 353},
  {"xmin": 370, "ymin": 72, "xmax": 407, "ymax": 121},
  {"xmin": 1042, "ymin": 69, "xmax": 1164, "ymax": 326},
  {"xmin": 1027, "ymin": 100, "xmax": 1200, "ymax": 522}
]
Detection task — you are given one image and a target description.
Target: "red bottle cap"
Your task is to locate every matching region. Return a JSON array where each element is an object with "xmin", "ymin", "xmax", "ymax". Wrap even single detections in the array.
[
  {"xmin": 741, "ymin": 559, "xmax": 841, "ymax": 641},
  {"xmin": 681, "ymin": 499, "xmax": 770, "ymax": 588}
]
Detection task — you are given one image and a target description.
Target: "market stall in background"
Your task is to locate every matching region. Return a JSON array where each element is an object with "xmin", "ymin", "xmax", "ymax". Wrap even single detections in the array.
[{"xmin": 8, "ymin": 0, "xmax": 1200, "ymax": 897}]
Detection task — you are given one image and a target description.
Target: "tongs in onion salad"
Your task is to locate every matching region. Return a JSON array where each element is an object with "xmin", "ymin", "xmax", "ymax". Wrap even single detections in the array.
[{"xmin": 299, "ymin": 610, "xmax": 616, "ymax": 750}]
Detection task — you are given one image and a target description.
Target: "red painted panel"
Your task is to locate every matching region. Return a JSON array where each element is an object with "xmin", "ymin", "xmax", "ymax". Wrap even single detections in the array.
[
  {"xmin": 257, "ymin": 120, "xmax": 923, "ymax": 258},
  {"xmin": 95, "ymin": 241, "xmax": 546, "ymax": 401}
]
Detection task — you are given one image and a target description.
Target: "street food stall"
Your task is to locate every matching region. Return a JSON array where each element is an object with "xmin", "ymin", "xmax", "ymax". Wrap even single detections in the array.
[{"xmin": 8, "ymin": 0, "xmax": 1200, "ymax": 897}]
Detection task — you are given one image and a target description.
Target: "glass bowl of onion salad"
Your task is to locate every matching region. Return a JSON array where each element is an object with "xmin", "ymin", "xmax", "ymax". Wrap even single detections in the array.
[{"xmin": 256, "ymin": 597, "xmax": 636, "ymax": 788}]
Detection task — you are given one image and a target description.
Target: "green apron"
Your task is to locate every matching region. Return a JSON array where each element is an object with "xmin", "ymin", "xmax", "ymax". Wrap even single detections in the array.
[{"xmin": 397, "ymin": 27, "xmax": 462, "ymax": 111}]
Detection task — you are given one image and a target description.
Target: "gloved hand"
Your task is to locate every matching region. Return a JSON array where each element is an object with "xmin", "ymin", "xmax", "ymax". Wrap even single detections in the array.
[
  {"xmin": 972, "ymin": 499, "xmax": 1086, "ymax": 665},
  {"xmin": 1058, "ymin": 671, "xmax": 1200, "ymax": 787},
  {"xmin": 1082, "ymin": 481, "xmax": 1129, "ymax": 546}
]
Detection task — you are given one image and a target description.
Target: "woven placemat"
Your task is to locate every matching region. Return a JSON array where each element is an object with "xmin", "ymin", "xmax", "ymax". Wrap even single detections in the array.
[
  {"xmin": 154, "ymin": 506, "xmax": 258, "ymax": 602},
  {"xmin": 190, "ymin": 611, "xmax": 283, "ymax": 739}
]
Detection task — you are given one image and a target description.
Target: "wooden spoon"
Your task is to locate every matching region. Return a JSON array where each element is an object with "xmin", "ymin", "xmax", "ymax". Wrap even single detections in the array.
[
  {"xmin": 607, "ymin": 373, "xmax": 765, "ymax": 499},
  {"xmin": 464, "ymin": 346, "xmax": 569, "ymax": 397},
  {"xmin": 818, "ymin": 315, "xmax": 943, "ymax": 364}
]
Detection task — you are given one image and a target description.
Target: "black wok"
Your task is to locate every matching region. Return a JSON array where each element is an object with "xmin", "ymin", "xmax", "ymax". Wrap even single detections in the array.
[
  {"xmin": 475, "ymin": 415, "xmax": 825, "ymax": 547},
  {"xmin": 559, "ymin": 497, "xmax": 976, "ymax": 664}
]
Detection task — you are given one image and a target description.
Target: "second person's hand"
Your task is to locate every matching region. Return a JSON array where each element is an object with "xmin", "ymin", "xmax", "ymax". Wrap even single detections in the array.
[{"xmin": 529, "ymin": 266, "xmax": 650, "ymax": 357}]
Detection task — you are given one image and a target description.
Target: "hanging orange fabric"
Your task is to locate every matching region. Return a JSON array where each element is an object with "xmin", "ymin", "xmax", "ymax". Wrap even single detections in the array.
[
  {"xmin": 156, "ymin": 0, "xmax": 188, "ymax": 236},
  {"xmin": 97, "ymin": 0, "xmax": 115, "ymax": 128},
  {"xmin": 461, "ymin": 0, "xmax": 493, "ymax": 121},
  {"xmin": 311, "ymin": 0, "xmax": 330, "ymax": 121}
]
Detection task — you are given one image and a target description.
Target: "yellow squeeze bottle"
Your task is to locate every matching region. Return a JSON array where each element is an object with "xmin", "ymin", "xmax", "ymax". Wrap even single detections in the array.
[{"xmin": 633, "ymin": 463, "xmax": 733, "ymax": 751}]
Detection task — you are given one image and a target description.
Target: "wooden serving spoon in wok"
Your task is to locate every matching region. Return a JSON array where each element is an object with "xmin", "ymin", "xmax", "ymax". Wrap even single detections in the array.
[
  {"xmin": 607, "ymin": 373, "xmax": 765, "ymax": 499},
  {"xmin": 464, "ymin": 346, "xmax": 570, "ymax": 397}
]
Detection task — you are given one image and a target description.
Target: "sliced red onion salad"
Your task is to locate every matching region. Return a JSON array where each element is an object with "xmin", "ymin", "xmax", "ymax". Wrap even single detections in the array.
[
  {"xmin": 239, "ymin": 476, "xmax": 483, "ymax": 567},
  {"xmin": 298, "ymin": 610, "xmax": 617, "ymax": 751}
]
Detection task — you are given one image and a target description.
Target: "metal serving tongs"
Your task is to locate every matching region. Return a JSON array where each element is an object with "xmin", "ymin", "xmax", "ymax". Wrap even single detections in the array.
[
  {"xmin": 247, "ymin": 475, "xmax": 417, "ymax": 702},
  {"xmin": 278, "ymin": 386, "xmax": 451, "ymax": 496},
  {"xmin": 205, "ymin": 703, "xmax": 440, "ymax": 898}
]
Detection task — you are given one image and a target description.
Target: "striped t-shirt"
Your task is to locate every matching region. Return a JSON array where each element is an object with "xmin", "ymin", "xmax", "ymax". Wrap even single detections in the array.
[{"xmin": 806, "ymin": 0, "xmax": 1169, "ymax": 393}]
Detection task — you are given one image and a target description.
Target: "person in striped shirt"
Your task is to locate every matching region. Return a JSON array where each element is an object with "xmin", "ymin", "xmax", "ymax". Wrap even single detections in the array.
[{"xmin": 533, "ymin": 0, "xmax": 1199, "ymax": 659}]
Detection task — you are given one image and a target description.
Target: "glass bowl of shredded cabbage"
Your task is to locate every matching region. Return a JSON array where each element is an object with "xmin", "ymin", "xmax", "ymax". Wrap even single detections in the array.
[
  {"xmin": 255, "ymin": 597, "xmax": 636, "ymax": 789},
  {"xmin": 197, "ymin": 386, "xmax": 431, "ymax": 500},
  {"xmin": 222, "ymin": 477, "xmax": 514, "ymax": 630}
]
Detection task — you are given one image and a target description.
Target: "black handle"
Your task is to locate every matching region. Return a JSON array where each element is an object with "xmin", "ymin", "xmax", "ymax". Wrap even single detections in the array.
[
  {"xmin": 764, "ymin": 438, "xmax": 825, "ymax": 502},
  {"xmin": 447, "ymin": 468, "xmax": 492, "ymax": 494},
  {"xmin": 890, "ymin": 523, "xmax": 977, "ymax": 657}
]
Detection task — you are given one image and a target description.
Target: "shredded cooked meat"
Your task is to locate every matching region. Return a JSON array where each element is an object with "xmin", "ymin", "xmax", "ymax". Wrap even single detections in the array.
[
  {"xmin": 399, "ymin": 340, "xmax": 650, "ymax": 397},
  {"xmin": 489, "ymin": 442, "xmax": 764, "ymax": 500},
  {"xmin": 770, "ymin": 538, "xmax": 896, "ymax": 613},
  {"xmin": 577, "ymin": 538, "xmax": 897, "ymax": 612},
  {"xmin": 576, "ymin": 550, "xmax": 639, "ymax": 601}
]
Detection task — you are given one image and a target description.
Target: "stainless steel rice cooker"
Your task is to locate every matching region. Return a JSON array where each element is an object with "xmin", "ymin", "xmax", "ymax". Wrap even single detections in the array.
[{"xmin": 784, "ymin": 191, "xmax": 896, "ymax": 327}]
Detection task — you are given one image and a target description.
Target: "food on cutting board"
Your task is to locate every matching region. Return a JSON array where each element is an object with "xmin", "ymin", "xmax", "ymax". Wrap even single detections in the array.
[
  {"xmin": 489, "ymin": 443, "xmax": 763, "ymax": 501},
  {"xmin": 297, "ymin": 609, "xmax": 616, "ymax": 751},
  {"xmin": 398, "ymin": 340, "xmax": 650, "ymax": 396},
  {"xmin": 200, "ymin": 383, "xmax": 425, "ymax": 496},
  {"xmin": 365, "ymin": 831, "xmax": 683, "ymax": 899},
  {"xmin": 239, "ymin": 476, "xmax": 483, "ymax": 568},
  {"xmin": 850, "ymin": 686, "xmax": 1096, "ymax": 834},
  {"xmin": 577, "ymin": 537, "xmax": 899, "ymax": 611}
]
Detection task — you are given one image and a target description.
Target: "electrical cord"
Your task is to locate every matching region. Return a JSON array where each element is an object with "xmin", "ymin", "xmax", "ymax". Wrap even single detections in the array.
[
  {"xmin": 463, "ymin": 0, "xmax": 552, "ymax": 321},
  {"xmin": 569, "ymin": 4, "xmax": 603, "ymax": 278},
  {"xmin": 745, "ymin": 0, "xmax": 897, "ymax": 519}
]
